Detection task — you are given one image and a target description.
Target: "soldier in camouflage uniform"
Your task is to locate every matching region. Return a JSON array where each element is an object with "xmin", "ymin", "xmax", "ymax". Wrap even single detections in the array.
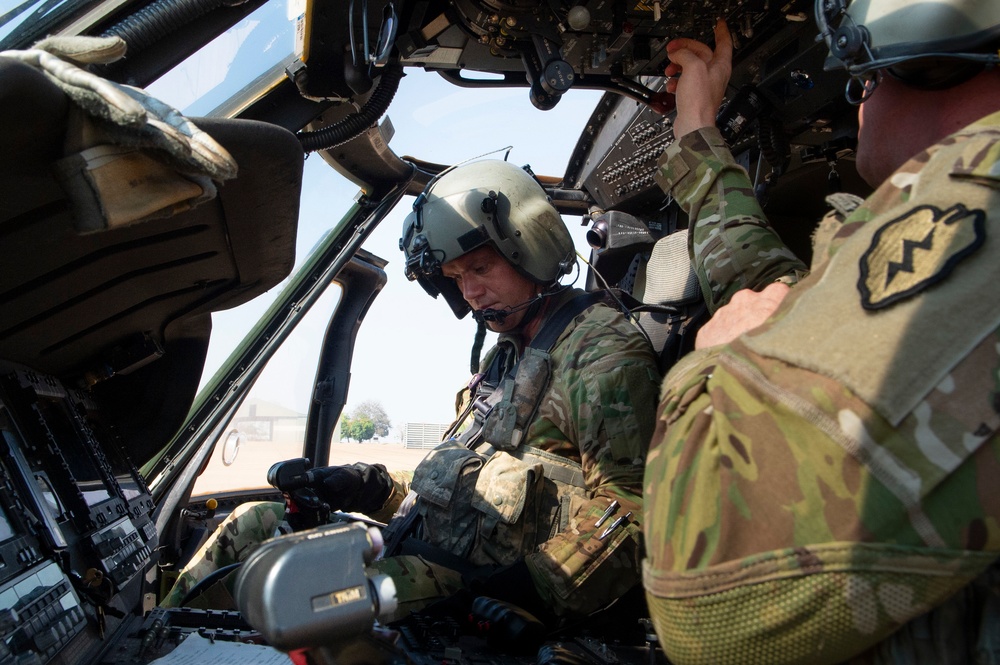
[
  {"xmin": 165, "ymin": 160, "xmax": 661, "ymax": 624},
  {"xmin": 643, "ymin": 3, "xmax": 1000, "ymax": 664},
  {"xmin": 371, "ymin": 159, "xmax": 660, "ymax": 622}
]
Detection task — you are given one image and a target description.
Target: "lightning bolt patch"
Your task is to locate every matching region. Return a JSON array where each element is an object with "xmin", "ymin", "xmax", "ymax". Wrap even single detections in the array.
[{"xmin": 859, "ymin": 204, "xmax": 986, "ymax": 310}]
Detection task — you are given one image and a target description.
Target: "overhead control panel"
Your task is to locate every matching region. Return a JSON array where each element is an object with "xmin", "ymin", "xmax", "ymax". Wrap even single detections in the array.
[
  {"xmin": 563, "ymin": 0, "xmax": 858, "ymax": 219},
  {"xmin": 396, "ymin": 0, "xmax": 816, "ymax": 111}
]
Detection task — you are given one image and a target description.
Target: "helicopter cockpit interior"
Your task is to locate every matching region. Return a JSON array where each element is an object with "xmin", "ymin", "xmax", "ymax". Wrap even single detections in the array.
[{"xmin": 0, "ymin": 0, "xmax": 870, "ymax": 663}]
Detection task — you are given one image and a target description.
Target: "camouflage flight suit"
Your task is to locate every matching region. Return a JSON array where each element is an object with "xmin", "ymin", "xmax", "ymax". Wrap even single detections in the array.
[
  {"xmin": 163, "ymin": 288, "xmax": 661, "ymax": 622},
  {"xmin": 643, "ymin": 118, "xmax": 1000, "ymax": 665},
  {"xmin": 372, "ymin": 287, "xmax": 661, "ymax": 620}
]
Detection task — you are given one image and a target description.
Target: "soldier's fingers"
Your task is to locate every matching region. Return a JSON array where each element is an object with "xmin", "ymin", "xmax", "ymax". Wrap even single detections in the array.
[
  {"xmin": 712, "ymin": 19, "xmax": 734, "ymax": 65},
  {"xmin": 666, "ymin": 37, "xmax": 715, "ymax": 63},
  {"xmin": 712, "ymin": 19, "xmax": 733, "ymax": 78},
  {"xmin": 665, "ymin": 45, "xmax": 706, "ymax": 72},
  {"xmin": 368, "ymin": 527, "xmax": 384, "ymax": 557}
]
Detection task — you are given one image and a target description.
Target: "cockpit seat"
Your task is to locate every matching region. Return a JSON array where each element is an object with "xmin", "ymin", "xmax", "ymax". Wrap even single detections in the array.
[
  {"xmin": 587, "ymin": 209, "xmax": 708, "ymax": 374},
  {"xmin": 634, "ymin": 229, "xmax": 709, "ymax": 372}
]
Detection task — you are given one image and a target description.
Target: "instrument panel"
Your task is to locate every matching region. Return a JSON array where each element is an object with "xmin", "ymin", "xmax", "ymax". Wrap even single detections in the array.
[{"xmin": 0, "ymin": 364, "xmax": 157, "ymax": 664}]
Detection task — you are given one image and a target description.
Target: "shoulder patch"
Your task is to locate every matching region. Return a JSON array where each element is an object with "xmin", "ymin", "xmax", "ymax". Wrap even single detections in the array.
[
  {"xmin": 858, "ymin": 204, "xmax": 986, "ymax": 310},
  {"xmin": 825, "ymin": 192, "xmax": 865, "ymax": 219}
]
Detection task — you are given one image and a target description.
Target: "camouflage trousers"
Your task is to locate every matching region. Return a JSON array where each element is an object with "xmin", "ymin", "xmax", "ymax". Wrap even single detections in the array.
[
  {"xmin": 161, "ymin": 501, "xmax": 286, "ymax": 608},
  {"xmin": 161, "ymin": 501, "xmax": 466, "ymax": 620},
  {"xmin": 368, "ymin": 556, "xmax": 465, "ymax": 623}
]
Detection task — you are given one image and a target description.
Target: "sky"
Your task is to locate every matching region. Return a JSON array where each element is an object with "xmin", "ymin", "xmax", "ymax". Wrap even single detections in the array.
[
  {"xmin": 148, "ymin": 2, "xmax": 608, "ymax": 436},
  {"xmin": 336, "ymin": 78, "xmax": 605, "ymax": 429}
]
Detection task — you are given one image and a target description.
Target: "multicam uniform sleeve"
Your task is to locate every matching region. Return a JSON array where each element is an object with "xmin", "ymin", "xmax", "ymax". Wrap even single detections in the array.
[
  {"xmin": 523, "ymin": 305, "xmax": 661, "ymax": 617},
  {"xmin": 654, "ymin": 126, "xmax": 808, "ymax": 313}
]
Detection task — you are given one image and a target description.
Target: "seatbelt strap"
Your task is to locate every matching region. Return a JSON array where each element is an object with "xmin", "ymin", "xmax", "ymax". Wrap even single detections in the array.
[
  {"xmin": 463, "ymin": 291, "xmax": 608, "ymax": 427},
  {"xmin": 527, "ymin": 290, "xmax": 609, "ymax": 353},
  {"xmin": 477, "ymin": 290, "xmax": 610, "ymax": 451}
]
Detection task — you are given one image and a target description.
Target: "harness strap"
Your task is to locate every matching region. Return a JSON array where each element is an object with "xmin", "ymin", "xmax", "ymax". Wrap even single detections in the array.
[
  {"xmin": 528, "ymin": 290, "xmax": 609, "ymax": 353},
  {"xmin": 458, "ymin": 290, "xmax": 609, "ymax": 449},
  {"xmin": 516, "ymin": 449, "xmax": 586, "ymax": 488},
  {"xmin": 463, "ymin": 290, "xmax": 610, "ymax": 452}
]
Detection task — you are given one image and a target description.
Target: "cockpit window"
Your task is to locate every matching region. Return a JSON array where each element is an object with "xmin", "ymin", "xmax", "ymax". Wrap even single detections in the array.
[
  {"xmin": 1, "ymin": 0, "xmax": 295, "ymax": 118},
  {"xmin": 0, "ymin": 0, "xmax": 99, "ymax": 48},
  {"xmin": 146, "ymin": 0, "xmax": 296, "ymax": 116}
]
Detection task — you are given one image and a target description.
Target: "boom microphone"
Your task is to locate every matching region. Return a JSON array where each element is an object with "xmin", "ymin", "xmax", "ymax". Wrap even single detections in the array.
[{"xmin": 472, "ymin": 285, "xmax": 567, "ymax": 326}]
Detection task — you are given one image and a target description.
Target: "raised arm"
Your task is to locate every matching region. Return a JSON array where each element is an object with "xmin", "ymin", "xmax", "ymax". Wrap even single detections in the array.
[{"xmin": 655, "ymin": 20, "xmax": 807, "ymax": 313}]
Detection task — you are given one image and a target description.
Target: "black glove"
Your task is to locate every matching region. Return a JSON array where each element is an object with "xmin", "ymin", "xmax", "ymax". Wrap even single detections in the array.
[
  {"xmin": 470, "ymin": 596, "xmax": 546, "ymax": 654},
  {"xmin": 311, "ymin": 463, "xmax": 392, "ymax": 514},
  {"xmin": 464, "ymin": 560, "xmax": 554, "ymax": 627}
]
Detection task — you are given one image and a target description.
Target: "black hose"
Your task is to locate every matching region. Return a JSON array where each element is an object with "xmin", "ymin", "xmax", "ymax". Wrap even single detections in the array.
[
  {"xmin": 100, "ymin": 0, "xmax": 224, "ymax": 55},
  {"xmin": 177, "ymin": 561, "xmax": 243, "ymax": 606},
  {"xmin": 297, "ymin": 63, "xmax": 405, "ymax": 153},
  {"xmin": 757, "ymin": 114, "xmax": 790, "ymax": 176},
  {"xmin": 470, "ymin": 317, "xmax": 487, "ymax": 374}
]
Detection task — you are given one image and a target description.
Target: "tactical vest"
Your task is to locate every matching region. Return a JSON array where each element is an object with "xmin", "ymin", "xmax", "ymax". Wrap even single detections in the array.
[{"xmin": 384, "ymin": 291, "xmax": 605, "ymax": 569}]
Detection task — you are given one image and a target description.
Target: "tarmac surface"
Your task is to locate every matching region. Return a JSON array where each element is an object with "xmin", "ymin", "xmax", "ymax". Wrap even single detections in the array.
[
  {"xmin": 193, "ymin": 439, "xmax": 432, "ymax": 496},
  {"xmin": 328, "ymin": 440, "xmax": 432, "ymax": 471}
]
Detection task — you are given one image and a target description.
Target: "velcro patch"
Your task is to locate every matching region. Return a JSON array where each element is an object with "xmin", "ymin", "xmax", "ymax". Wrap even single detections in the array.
[{"xmin": 858, "ymin": 204, "xmax": 985, "ymax": 309}]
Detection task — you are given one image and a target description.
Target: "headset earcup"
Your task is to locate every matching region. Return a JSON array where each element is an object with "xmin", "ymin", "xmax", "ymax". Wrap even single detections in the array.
[{"xmin": 830, "ymin": 24, "xmax": 869, "ymax": 62}]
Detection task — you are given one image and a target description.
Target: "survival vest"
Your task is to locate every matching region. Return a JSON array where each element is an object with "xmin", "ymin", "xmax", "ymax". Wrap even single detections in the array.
[{"xmin": 382, "ymin": 290, "xmax": 607, "ymax": 569}]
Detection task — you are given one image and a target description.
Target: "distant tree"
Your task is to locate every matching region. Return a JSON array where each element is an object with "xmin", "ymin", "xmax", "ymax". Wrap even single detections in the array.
[
  {"xmin": 339, "ymin": 417, "xmax": 353, "ymax": 442},
  {"xmin": 353, "ymin": 400, "xmax": 391, "ymax": 438},
  {"xmin": 341, "ymin": 415, "xmax": 375, "ymax": 443}
]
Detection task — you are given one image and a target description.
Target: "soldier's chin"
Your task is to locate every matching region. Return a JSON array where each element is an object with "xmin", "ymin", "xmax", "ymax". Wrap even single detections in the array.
[{"xmin": 498, "ymin": 310, "xmax": 528, "ymax": 332}]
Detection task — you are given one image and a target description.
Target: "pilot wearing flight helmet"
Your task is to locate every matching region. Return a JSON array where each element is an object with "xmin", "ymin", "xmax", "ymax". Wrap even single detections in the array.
[{"xmin": 166, "ymin": 159, "xmax": 661, "ymax": 626}]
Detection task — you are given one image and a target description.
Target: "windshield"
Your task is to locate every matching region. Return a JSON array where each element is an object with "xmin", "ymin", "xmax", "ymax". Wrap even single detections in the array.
[
  {"xmin": 145, "ymin": 0, "xmax": 296, "ymax": 116},
  {"xmin": 31, "ymin": 0, "xmax": 604, "ymax": 494},
  {"xmin": 187, "ymin": 75, "xmax": 603, "ymax": 494},
  {"xmin": 0, "ymin": 0, "xmax": 98, "ymax": 48}
]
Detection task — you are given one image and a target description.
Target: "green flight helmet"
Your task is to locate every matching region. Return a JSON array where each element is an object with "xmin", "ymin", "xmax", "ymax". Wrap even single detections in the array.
[
  {"xmin": 400, "ymin": 159, "xmax": 575, "ymax": 319},
  {"xmin": 817, "ymin": 0, "xmax": 1000, "ymax": 101}
]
